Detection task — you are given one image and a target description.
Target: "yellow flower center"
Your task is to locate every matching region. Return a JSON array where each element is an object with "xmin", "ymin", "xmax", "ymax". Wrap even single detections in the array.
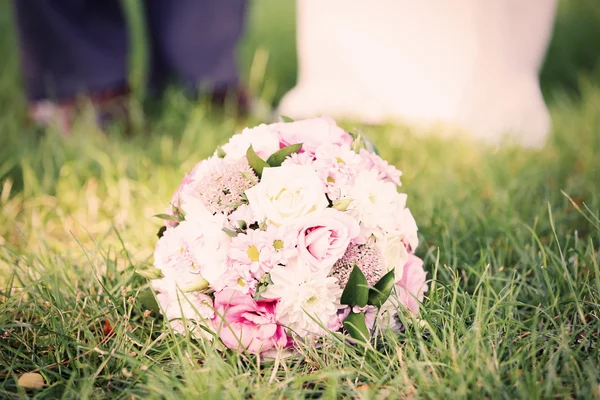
[
  {"xmin": 273, "ymin": 239, "xmax": 284, "ymax": 250},
  {"xmin": 247, "ymin": 245, "xmax": 260, "ymax": 262},
  {"xmin": 327, "ymin": 176, "xmax": 335, "ymax": 183},
  {"xmin": 237, "ymin": 278, "xmax": 246, "ymax": 287}
]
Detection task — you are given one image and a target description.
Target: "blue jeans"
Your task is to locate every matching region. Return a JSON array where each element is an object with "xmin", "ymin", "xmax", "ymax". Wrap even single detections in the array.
[{"xmin": 13, "ymin": 0, "xmax": 247, "ymax": 102}]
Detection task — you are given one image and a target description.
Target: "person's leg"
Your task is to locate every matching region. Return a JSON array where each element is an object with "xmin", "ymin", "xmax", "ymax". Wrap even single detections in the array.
[
  {"xmin": 144, "ymin": 0, "xmax": 247, "ymax": 98},
  {"xmin": 13, "ymin": 0, "xmax": 129, "ymax": 130}
]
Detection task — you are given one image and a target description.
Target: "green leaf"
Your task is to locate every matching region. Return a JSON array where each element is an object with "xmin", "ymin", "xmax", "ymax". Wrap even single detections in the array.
[
  {"xmin": 222, "ymin": 227, "xmax": 240, "ymax": 237},
  {"xmin": 181, "ymin": 276, "xmax": 210, "ymax": 292},
  {"xmin": 349, "ymin": 131, "xmax": 365, "ymax": 153},
  {"xmin": 349, "ymin": 130, "xmax": 380, "ymax": 155},
  {"xmin": 253, "ymin": 273, "xmax": 273, "ymax": 300},
  {"xmin": 340, "ymin": 265, "xmax": 369, "ymax": 307},
  {"xmin": 364, "ymin": 136, "xmax": 380, "ymax": 155},
  {"xmin": 153, "ymin": 213, "xmax": 180, "ymax": 223},
  {"xmin": 216, "ymin": 146, "xmax": 226, "ymax": 158},
  {"xmin": 135, "ymin": 266, "xmax": 164, "ymax": 280},
  {"xmin": 332, "ymin": 198, "xmax": 352, "ymax": 211},
  {"xmin": 172, "ymin": 204, "xmax": 185, "ymax": 219},
  {"xmin": 280, "ymin": 115, "xmax": 294, "ymax": 122},
  {"xmin": 138, "ymin": 288, "xmax": 161, "ymax": 315},
  {"xmin": 246, "ymin": 145, "xmax": 270, "ymax": 178},
  {"xmin": 343, "ymin": 311, "xmax": 370, "ymax": 342},
  {"xmin": 266, "ymin": 143, "xmax": 303, "ymax": 167},
  {"xmin": 368, "ymin": 269, "xmax": 396, "ymax": 307}
]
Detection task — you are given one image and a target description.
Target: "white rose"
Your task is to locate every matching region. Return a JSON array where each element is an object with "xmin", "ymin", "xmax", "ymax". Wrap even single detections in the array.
[
  {"xmin": 377, "ymin": 231, "xmax": 409, "ymax": 282},
  {"xmin": 245, "ymin": 165, "xmax": 328, "ymax": 226}
]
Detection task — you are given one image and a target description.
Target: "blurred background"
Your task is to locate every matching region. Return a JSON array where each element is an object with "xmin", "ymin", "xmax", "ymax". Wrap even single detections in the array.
[{"xmin": 2, "ymin": 0, "xmax": 600, "ymax": 118}]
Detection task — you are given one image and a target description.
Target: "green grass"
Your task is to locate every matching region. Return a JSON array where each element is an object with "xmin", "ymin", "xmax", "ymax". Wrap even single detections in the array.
[{"xmin": 1, "ymin": 0, "xmax": 600, "ymax": 398}]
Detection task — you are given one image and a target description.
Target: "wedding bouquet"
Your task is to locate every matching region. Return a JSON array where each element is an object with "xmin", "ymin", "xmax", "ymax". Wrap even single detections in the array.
[{"xmin": 149, "ymin": 117, "xmax": 427, "ymax": 355}]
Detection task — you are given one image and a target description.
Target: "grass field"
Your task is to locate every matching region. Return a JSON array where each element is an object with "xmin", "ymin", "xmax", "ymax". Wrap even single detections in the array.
[{"xmin": 1, "ymin": 0, "xmax": 600, "ymax": 398}]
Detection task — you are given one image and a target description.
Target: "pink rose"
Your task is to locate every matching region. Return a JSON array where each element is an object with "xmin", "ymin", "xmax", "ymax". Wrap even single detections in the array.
[
  {"xmin": 396, "ymin": 254, "xmax": 427, "ymax": 315},
  {"xmin": 213, "ymin": 289, "xmax": 288, "ymax": 354},
  {"xmin": 296, "ymin": 208, "xmax": 362, "ymax": 272},
  {"xmin": 273, "ymin": 116, "xmax": 353, "ymax": 154}
]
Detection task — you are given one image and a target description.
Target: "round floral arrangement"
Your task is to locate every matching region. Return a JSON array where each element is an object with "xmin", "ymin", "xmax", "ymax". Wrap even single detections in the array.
[{"xmin": 149, "ymin": 116, "xmax": 427, "ymax": 355}]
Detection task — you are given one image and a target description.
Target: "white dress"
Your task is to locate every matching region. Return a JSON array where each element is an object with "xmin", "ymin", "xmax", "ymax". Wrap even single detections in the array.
[{"xmin": 278, "ymin": 0, "xmax": 557, "ymax": 148}]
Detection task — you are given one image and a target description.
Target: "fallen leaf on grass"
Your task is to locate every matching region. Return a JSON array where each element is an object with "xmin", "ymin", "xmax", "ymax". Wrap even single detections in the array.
[
  {"xmin": 102, "ymin": 319, "xmax": 114, "ymax": 336},
  {"xmin": 17, "ymin": 372, "xmax": 45, "ymax": 389}
]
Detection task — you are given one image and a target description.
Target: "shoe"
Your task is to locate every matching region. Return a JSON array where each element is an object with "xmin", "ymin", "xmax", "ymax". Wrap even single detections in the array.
[
  {"xmin": 28, "ymin": 86, "xmax": 130, "ymax": 135},
  {"xmin": 209, "ymin": 84, "xmax": 251, "ymax": 118}
]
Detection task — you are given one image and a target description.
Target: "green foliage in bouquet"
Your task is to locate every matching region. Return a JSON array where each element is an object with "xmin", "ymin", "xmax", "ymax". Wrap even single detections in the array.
[
  {"xmin": 340, "ymin": 266, "xmax": 397, "ymax": 342},
  {"xmin": 340, "ymin": 266, "xmax": 369, "ymax": 307},
  {"xmin": 246, "ymin": 146, "xmax": 270, "ymax": 178},
  {"xmin": 265, "ymin": 143, "xmax": 303, "ymax": 167},
  {"xmin": 367, "ymin": 270, "xmax": 395, "ymax": 308},
  {"xmin": 343, "ymin": 311, "xmax": 370, "ymax": 343},
  {"xmin": 348, "ymin": 130, "xmax": 380, "ymax": 155},
  {"xmin": 153, "ymin": 205, "xmax": 186, "ymax": 238},
  {"xmin": 246, "ymin": 143, "xmax": 303, "ymax": 178}
]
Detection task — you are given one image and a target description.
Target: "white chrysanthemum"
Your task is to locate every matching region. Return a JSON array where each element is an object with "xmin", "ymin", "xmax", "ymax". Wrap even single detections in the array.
[
  {"xmin": 312, "ymin": 144, "xmax": 363, "ymax": 201},
  {"xmin": 221, "ymin": 124, "xmax": 280, "ymax": 160},
  {"xmin": 227, "ymin": 204, "xmax": 257, "ymax": 229},
  {"xmin": 341, "ymin": 169, "xmax": 407, "ymax": 238},
  {"xmin": 180, "ymin": 214, "xmax": 231, "ymax": 286},
  {"xmin": 262, "ymin": 259, "xmax": 342, "ymax": 337}
]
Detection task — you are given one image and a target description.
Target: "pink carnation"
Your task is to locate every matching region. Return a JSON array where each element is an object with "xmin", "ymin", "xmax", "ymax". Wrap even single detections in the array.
[
  {"xmin": 281, "ymin": 151, "xmax": 315, "ymax": 167},
  {"xmin": 213, "ymin": 289, "xmax": 288, "ymax": 354},
  {"xmin": 273, "ymin": 116, "xmax": 353, "ymax": 155},
  {"xmin": 313, "ymin": 144, "xmax": 362, "ymax": 200},
  {"xmin": 359, "ymin": 148, "xmax": 403, "ymax": 187}
]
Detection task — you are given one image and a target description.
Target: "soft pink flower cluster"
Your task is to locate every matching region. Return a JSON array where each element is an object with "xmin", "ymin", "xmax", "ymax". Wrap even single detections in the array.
[{"xmin": 151, "ymin": 117, "xmax": 427, "ymax": 355}]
